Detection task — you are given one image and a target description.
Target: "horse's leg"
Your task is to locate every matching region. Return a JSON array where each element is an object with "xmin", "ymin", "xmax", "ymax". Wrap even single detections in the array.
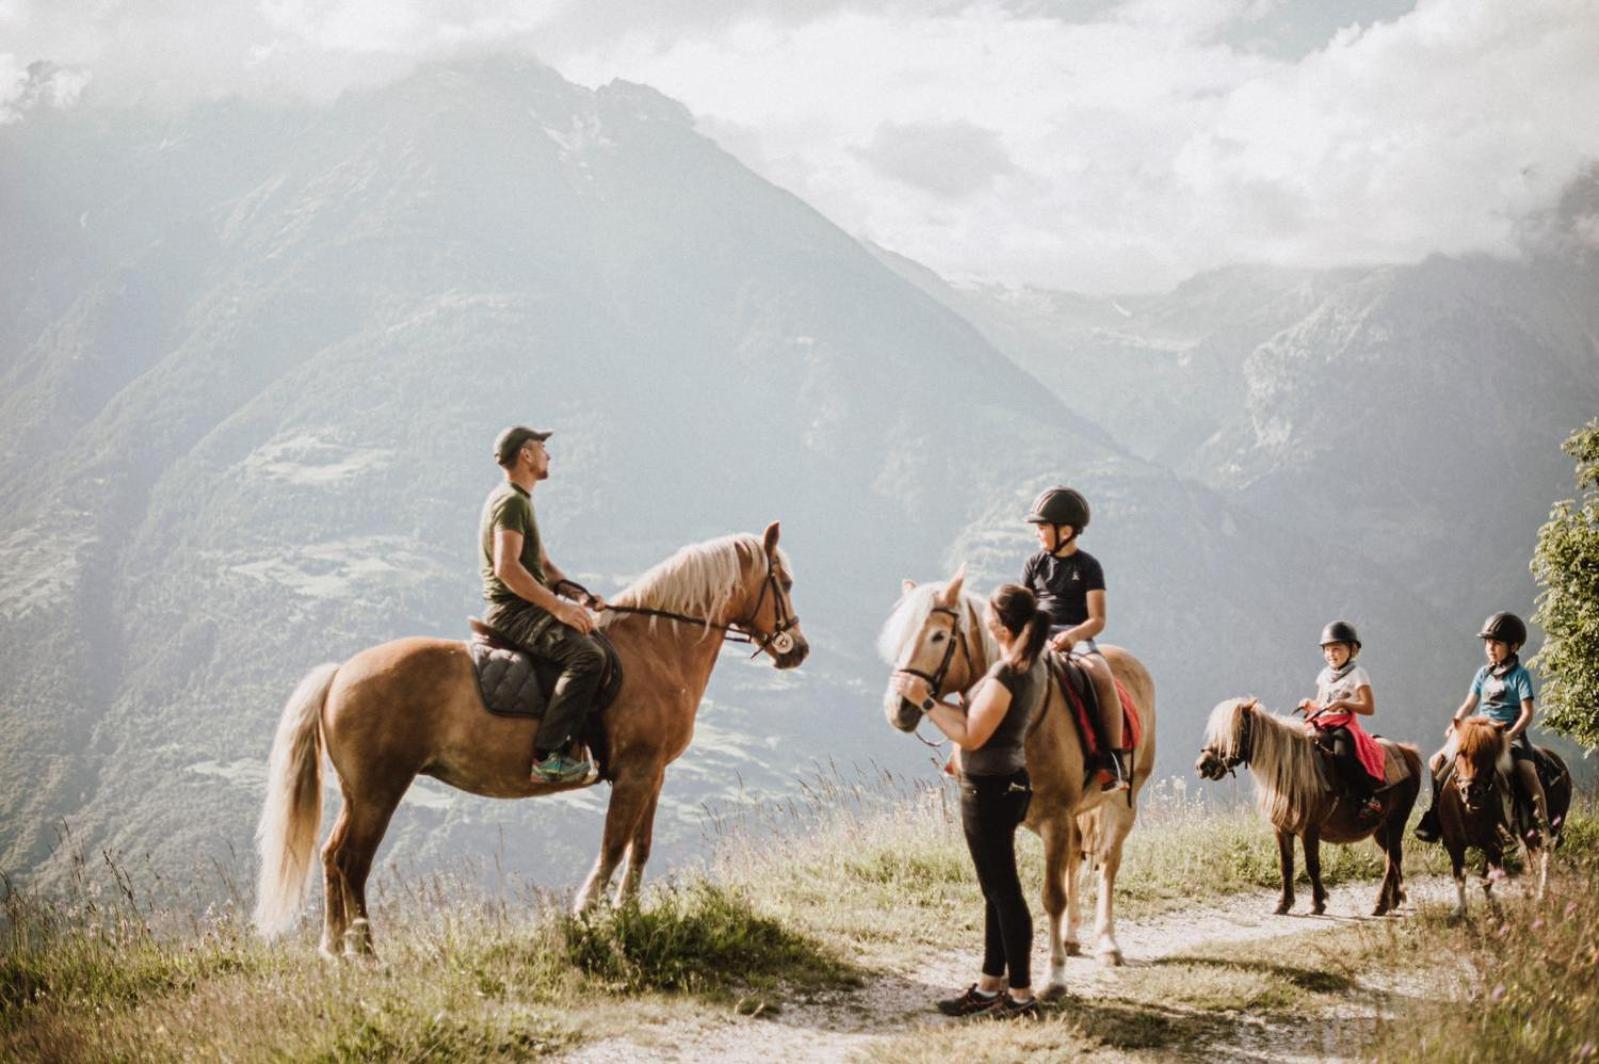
[
  {"xmin": 1273, "ymin": 829, "xmax": 1296, "ymax": 915},
  {"xmin": 1063, "ymin": 820, "xmax": 1084, "ymax": 958},
  {"xmin": 1094, "ymin": 812, "xmax": 1128, "ymax": 966},
  {"xmin": 328, "ymin": 784, "xmax": 408, "ymax": 959},
  {"xmin": 575, "ymin": 767, "xmax": 658, "ymax": 913},
  {"xmin": 1371, "ymin": 819, "xmax": 1397, "ymax": 916},
  {"xmin": 1303, "ymin": 828, "xmax": 1327, "ymax": 916},
  {"xmin": 616, "ymin": 773, "xmax": 665, "ymax": 905},
  {"xmin": 1448, "ymin": 842, "xmax": 1468, "ymax": 918},
  {"xmin": 319, "ymin": 806, "xmax": 352, "ymax": 959},
  {"xmin": 1037, "ymin": 817, "xmax": 1072, "ymax": 1001}
]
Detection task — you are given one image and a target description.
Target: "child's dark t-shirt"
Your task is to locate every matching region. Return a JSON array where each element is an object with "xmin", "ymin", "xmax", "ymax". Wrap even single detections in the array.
[{"xmin": 1023, "ymin": 548, "xmax": 1105, "ymax": 628}]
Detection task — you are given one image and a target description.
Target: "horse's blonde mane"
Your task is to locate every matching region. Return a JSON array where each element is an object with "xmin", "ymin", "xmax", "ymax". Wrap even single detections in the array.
[
  {"xmin": 1203, "ymin": 698, "xmax": 1328, "ymax": 833},
  {"xmin": 600, "ymin": 534, "xmax": 787, "ymax": 629},
  {"xmin": 875, "ymin": 582, "xmax": 1001, "ymax": 667}
]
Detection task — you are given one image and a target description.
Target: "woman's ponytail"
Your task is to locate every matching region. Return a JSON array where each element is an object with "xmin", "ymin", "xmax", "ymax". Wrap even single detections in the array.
[{"xmin": 991, "ymin": 584, "xmax": 1051, "ymax": 672}]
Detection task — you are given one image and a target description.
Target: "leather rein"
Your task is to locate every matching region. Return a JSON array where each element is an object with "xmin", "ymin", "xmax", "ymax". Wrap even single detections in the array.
[{"xmin": 559, "ymin": 561, "xmax": 800, "ymax": 660}]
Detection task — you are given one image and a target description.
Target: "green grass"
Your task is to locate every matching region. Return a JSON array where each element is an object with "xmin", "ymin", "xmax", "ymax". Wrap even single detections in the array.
[{"xmin": 3, "ymin": 775, "xmax": 1596, "ymax": 1061}]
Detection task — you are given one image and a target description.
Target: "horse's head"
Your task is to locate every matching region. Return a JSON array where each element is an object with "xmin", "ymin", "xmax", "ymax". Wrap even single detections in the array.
[
  {"xmin": 1196, "ymin": 697, "xmax": 1257, "ymax": 780},
  {"xmin": 742, "ymin": 522, "xmax": 808, "ymax": 669},
  {"xmin": 876, "ymin": 566, "xmax": 989, "ymax": 733},
  {"xmin": 1452, "ymin": 718, "xmax": 1506, "ymax": 815}
]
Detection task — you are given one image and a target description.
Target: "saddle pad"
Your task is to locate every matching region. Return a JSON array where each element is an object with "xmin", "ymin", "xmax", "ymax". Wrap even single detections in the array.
[
  {"xmin": 1379, "ymin": 740, "xmax": 1413, "ymax": 786},
  {"xmin": 1050, "ymin": 656, "xmax": 1141, "ymax": 755},
  {"xmin": 468, "ymin": 640, "xmax": 549, "ymax": 719}
]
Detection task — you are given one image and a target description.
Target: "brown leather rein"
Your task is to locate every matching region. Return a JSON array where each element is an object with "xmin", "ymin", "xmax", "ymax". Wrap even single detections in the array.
[{"xmin": 558, "ymin": 562, "xmax": 800, "ymax": 660}]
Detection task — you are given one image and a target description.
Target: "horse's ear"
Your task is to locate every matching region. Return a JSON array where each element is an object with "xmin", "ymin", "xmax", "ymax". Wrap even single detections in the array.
[
  {"xmin": 901, "ymin": 579, "xmax": 917, "ymax": 595},
  {"xmin": 939, "ymin": 563, "xmax": 967, "ymax": 605},
  {"xmin": 1242, "ymin": 697, "xmax": 1259, "ymax": 713},
  {"xmin": 762, "ymin": 521, "xmax": 781, "ymax": 556}
]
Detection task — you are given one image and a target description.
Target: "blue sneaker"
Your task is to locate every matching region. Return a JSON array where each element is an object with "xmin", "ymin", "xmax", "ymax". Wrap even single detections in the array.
[{"xmin": 531, "ymin": 751, "xmax": 595, "ymax": 784}]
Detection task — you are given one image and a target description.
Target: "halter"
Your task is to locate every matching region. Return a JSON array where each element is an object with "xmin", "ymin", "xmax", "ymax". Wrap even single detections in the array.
[
  {"xmin": 897, "ymin": 604, "xmax": 974, "ymax": 698},
  {"xmin": 598, "ymin": 556, "xmax": 800, "ymax": 660},
  {"xmin": 895, "ymin": 604, "xmax": 976, "ymax": 749}
]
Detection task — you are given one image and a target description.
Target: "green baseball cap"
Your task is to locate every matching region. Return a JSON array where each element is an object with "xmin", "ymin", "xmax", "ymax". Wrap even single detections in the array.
[{"xmin": 493, "ymin": 425, "xmax": 553, "ymax": 465}]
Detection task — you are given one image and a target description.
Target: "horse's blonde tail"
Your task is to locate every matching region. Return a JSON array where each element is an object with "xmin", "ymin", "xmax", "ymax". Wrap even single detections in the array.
[{"xmin": 253, "ymin": 663, "xmax": 337, "ymax": 939}]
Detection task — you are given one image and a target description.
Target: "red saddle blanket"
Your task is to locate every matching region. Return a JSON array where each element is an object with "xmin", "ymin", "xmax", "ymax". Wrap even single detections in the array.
[
  {"xmin": 1054, "ymin": 659, "xmax": 1143, "ymax": 755},
  {"xmin": 1312, "ymin": 711, "xmax": 1387, "ymax": 783}
]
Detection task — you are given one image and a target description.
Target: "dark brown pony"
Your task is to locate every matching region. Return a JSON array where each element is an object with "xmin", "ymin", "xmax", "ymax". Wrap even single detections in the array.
[
  {"xmin": 1439, "ymin": 717, "xmax": 1570, "ymax": 915},
  {"xmin": 253, "ymin": 523, "xmax": 806, "ymax": 957},
  {"xmin": 1196, "ymin": 698, "xmax": 1420, "ymax": 917}
]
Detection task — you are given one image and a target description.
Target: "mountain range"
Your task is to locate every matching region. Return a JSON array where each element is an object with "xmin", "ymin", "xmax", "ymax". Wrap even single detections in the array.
[{"xmin": 1, "ymin": 56, "xmax": 1593, "ymax": 896}]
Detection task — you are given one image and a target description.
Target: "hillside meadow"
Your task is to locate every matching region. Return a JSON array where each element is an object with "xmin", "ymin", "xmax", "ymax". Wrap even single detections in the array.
[{"xmin": 4, "ymin": 773, "xmax": 1597, "ymax": 1061}]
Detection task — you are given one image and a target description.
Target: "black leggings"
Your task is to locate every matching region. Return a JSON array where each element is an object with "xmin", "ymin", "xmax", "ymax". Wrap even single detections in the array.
[
  {"xmin": 1323, "ymin": 727, "xmax": 1374, "ymax": 801},
  {"xmin": 960, "ymin": 769, "xmax": 1033, "ymax": 990}
]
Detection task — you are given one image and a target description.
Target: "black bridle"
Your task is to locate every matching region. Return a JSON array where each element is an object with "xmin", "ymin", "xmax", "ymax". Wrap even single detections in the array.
[
  {"xmin": 895, "ymin": 604, "xmax": 976, "ymax": 748},
  {"xmin": 585, "ymin": 559, "xmax": 801, "ymax": 661}
]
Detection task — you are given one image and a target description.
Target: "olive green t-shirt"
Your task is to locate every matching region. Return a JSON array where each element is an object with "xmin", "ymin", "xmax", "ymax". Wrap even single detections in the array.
[{"xmin": 480, "ymin": 482, "xmax": 547, "ymax": 604}]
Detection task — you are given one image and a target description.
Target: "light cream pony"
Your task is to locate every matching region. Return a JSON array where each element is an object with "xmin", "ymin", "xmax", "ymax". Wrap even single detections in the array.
[{"xmin": 878, "ymin": 569, "xmax": 1157, "ymax": 998}]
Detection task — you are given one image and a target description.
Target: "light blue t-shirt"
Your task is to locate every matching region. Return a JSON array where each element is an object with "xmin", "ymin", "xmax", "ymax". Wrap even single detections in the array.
[{"xmin": 1470, "ymin": 663, "xmax": 1535, "ymax": 725}]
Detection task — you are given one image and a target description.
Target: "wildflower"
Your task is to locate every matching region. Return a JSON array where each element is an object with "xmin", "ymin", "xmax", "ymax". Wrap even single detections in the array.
[
  {"xmin": 1489, "ymin": 985, "xmax": 1506, "ymax": 1003},
  {"xmin": 1577, "ymin": 1041, "xmax": 1595, "ymax": 1061},
  {"xmin": 1567, "ymin": 901, "xmax": 1579, "ymax": 918},
  {"xmin": 1488, "ymin": 867, "xmax": 1507, "ymax": 883},
  {"xmin": 1531, "ymin": 918, "xmax": 1545, "ymax": 932}
]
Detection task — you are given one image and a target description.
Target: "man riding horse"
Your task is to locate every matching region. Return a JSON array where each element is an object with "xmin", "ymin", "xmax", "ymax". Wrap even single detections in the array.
[{"xmin": 480, "ymin": 425, "xmax": 608, "ymax": 785}]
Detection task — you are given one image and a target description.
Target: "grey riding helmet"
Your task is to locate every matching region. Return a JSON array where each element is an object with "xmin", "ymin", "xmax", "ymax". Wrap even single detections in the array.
[
  {"xmin": 1477, "ymin": 612, "xmax": 1527, "ymax": 647},
  {"xmin": 1025, "ymin": 487, "xmax": 1090, "ymax": 531},
  {"xmin": 1318, "ymin": 621, "xmax": 1361, "ymax": 649}
]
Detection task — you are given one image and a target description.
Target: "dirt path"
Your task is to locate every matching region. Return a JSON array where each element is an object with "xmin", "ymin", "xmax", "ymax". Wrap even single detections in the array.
[{"xmin": 562, "ymin": 876, "xmax": 1457, "ymax": 1063}]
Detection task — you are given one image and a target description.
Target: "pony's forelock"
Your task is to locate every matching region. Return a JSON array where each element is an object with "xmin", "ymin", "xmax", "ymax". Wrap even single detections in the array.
[{"xmin": 875, "ymin": 582, "xmax": 999, "ymax": 665}]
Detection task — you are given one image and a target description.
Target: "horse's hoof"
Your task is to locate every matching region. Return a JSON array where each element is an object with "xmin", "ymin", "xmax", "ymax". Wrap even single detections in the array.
[
  {"xmin": 1273, "ymin": 901, "xmax": 1292, "ymax": 915},
  {"xmin": 1040, "ymin": 983, "xmax": 1069, "ymax": 1003},
  {"xmin": 1311, "ymin": 902, "xmax": 1326, "ymax": 916},
  {"xmin": 1097, "ymin": 949, "xmax": 1124, "ymax": 968},
  {"xmin": 1063, "ymin": 941, "xmax": 1082, "ymax": 957}
]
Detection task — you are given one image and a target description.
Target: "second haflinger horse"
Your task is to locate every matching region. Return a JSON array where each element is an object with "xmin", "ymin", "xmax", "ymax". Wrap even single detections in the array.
[
  {"xmin": 1195, "ymin": 698, "xmax": 1421, "ymax": 917},
  {"xmin": 878, "ymin": 569, "xmax": 1156, "ymax": 996},
  {"xmin": 253, "ymin": 523, "xmax": 806, "ymax": 957}
]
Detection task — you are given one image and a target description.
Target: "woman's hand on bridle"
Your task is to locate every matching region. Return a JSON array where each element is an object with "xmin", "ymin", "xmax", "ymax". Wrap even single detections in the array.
[{"xmin": 891, "ymin": 672, "xmax": 932, "ymax": 708}]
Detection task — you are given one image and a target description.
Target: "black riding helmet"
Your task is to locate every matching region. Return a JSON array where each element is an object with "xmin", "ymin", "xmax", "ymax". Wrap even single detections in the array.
[
  {"xmin": 1025, "ymin": 487, "xmax": 1090, "ymax": 532},
  {"xmin": 1477, "ymin": 611, "xmax": 1527, "ymax": 647},
  {"xmin": 1318, "ymin": 621, "xmax": 1361, "ymax": 649}
]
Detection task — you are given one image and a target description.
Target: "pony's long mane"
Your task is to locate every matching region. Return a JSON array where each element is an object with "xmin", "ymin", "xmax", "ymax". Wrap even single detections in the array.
[
  {"xmin": 600, "ymin": 533, "xmax": 786, "ymax": 629},
  {"xmin": 875, "ymin": 582, "xmax": 1001, "ymax": 668},
  {"xmin": 1203, "ymin": 698, "xmax": 1327, "ymax": 833},
  {"xmin": 1455, "ymin": 717, "xmax": 1505, "ymax": 768}
]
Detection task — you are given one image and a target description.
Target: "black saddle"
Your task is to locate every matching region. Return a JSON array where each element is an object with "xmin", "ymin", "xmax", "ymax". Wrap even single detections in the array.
[{"xmin": 466, "ymin": 618, "xmax": 625, "ymax": 777}]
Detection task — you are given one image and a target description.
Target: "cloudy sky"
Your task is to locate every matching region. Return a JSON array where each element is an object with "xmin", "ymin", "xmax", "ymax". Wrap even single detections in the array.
[{"xmin": 3, "ymin": 0, "xmax": 1596, "ymax": 291}]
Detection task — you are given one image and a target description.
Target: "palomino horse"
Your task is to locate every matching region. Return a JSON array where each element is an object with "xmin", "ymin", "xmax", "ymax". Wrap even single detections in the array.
[
  {"xmin": 254, "ymin": 523, "xmax": 807, "ymax": 956},
  {"xmin": 877, "ymin": 570, "xmax": 1157, "ymax": 998},
  {"xmin": 1195, "ymin": 698, "xmax": 1420, "ymax": 917},
  {"xmin": 1438, "ymin": 717, "xmax": 1570, "ymax": 915}
]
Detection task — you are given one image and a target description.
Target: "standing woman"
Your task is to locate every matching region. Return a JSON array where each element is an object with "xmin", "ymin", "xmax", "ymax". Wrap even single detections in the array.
[{"xmin": 892, "ymin": 584, "xmax": 1048, "ymax": 1019}]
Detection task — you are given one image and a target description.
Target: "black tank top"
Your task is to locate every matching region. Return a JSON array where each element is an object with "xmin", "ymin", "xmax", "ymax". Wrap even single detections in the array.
[{"xmin": 963, "ymin": 657, "xmax": 1046, "ymax": 777}]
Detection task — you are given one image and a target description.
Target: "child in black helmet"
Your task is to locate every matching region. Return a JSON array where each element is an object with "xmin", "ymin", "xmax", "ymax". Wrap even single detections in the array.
[
  {"xmin": 1414, "ymin": 612, "xmax": 1549, "ymax": 845},
  {"xmin": 1297, "ymin": 621, "xmax": 1385, "ymax": 826},
  {"xmin": 1022, "ymin": 486, "xmax": 1128, "ymax": 791}
]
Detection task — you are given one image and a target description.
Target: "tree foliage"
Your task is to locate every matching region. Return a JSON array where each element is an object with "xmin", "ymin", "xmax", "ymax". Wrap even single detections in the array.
[{"xmin": 1530, "ymin": 418, "xmax": 1599, "ymax": 748}]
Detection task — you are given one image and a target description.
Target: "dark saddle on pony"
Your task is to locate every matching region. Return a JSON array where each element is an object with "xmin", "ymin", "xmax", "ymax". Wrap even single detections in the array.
[
  {"xmin": 466, "ymin": 618, "xmax": 625, "ymax": 774},
  {"xmin": 1044, "ymin": 651, "xmax": 1142, "ymax": 777}
]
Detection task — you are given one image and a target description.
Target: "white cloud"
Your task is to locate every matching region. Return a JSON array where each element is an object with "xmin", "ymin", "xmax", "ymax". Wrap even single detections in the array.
[
  {"xmin": 2, "ymin": 0, "xmax": 1594, "ymax": 290},
  {"xmin": 559, "ymin": 0, "xmax": 1599, "ymax": 290}
]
